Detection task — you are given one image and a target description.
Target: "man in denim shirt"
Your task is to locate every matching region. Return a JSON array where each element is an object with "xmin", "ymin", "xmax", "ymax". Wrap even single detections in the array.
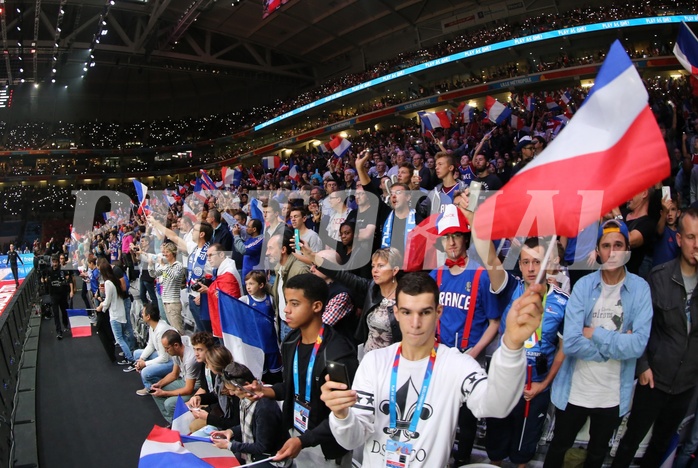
[{"xmin": 544, "ymin": 219, "xmax": 652, "ymax": 468}]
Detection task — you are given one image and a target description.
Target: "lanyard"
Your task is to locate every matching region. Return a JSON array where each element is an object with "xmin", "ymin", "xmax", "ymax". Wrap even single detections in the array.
[
  {"xmin": 535, "ymin": 288, "xmax": 548, "ymax": 341},
  {"xmin": 293, "ymin": 325, "xmax": 324, "ymax": 402},
  {"xmin": 389, "ymin": 341, "xmax": 438, "ymax": 436}
]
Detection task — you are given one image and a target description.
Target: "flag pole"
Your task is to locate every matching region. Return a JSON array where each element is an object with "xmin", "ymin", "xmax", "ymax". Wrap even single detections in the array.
[
  {"xmin": 518, "ymin": 364, "xmax": 533, "ymax": 450},
  {"xmin": 534, "ymin": 235, "xmax": 558, "ymax": 285}
]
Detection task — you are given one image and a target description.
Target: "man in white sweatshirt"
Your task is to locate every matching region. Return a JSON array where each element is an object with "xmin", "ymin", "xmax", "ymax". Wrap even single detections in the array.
[
  {"xmin": 320, "ymin": 272, "xmax": 543, "ymax": 468},
  {"xmin": 127, "ymin": 303, "xmax": 176, "ymax": 396}
]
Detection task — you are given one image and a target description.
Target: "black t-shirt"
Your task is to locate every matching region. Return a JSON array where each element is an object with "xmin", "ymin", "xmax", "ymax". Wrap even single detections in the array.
[
  {"xmin": 7, "ymin": 250, "xmax": 22, "ymax": 266},
  {"xmin": 625, "ymin": 215, "xmax": 656, "ymax": 274},
  {"xmin": 47, "ymin": 268, "xmax": 70, "ymax": 297},
  {"xmin": 354, "ymin": 206, "xmax": 379, "ymax": 253},
  {"xmin": 474, "ymin": 173, "xmax": 503, "ymax": 192}
]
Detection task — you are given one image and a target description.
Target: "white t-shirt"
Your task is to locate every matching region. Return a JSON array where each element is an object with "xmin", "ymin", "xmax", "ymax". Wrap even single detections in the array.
[
  {"xmin": 568, "ymin": 279, "xmax": 624, "ymax": 408},
  {"xmin": 329, "ymin": 342, "xmax": 526, "ymax": 468},
  {"xmin": 300, "ymin": 229, "xmax": 323, "ymax": 253}
]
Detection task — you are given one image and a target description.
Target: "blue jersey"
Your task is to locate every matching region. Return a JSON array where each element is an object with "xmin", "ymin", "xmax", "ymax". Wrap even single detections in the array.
[
  {"xmin": 653, "ymin": 226, "xmax": 679, "ymax": 267},
  {"xmin": 241, "ymin": 236, "xmax": 264, "ymax": 280},
  {"xmin": 241, "ymin": 294, "xmax": 274, "ymax": 321},
  {"xmin": 498, "ymin": 275, "xmax": 567, "ymax": 382},
  {"xmin": 430, "ymin": 261, "xmax": 501, "ymax": 350},
  {"xmin": 458, "ymin": 166, "xmax": 476, "ymax": 186}
]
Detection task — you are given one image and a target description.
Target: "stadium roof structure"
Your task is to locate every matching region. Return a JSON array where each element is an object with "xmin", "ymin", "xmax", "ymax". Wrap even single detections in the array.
[{"xmin": 0, "ymin": 0, "xmax": 494, "ymax": 104}]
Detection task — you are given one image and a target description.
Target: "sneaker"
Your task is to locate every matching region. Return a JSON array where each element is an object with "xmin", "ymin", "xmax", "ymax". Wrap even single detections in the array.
[
  {"xmin": 118, "ymin": 351, "xmax": 125, "ymax": 357},
  {"xmin": 56, "ymin": 333, "xmax": 63, "ymax": 340},
  {"xmin": 123, "ymin": 365, "xmax": 138, "ymax": 373},
  {"xmin": 136, "ymin": 388, "xmax": 150, "ymax": 396},
  {"xmin": 63, "ymin": 328, "xmax": 71, "ymax": 334},
  {"xmin": 116, "ymin": 359, "xmax": 130, "ymax": 365}
]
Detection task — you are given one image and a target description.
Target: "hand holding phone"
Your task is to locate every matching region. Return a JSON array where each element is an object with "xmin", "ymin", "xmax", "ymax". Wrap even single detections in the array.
[{"xmin": 326, "ymin": 360, "xmax": 350, "ymax": 387}]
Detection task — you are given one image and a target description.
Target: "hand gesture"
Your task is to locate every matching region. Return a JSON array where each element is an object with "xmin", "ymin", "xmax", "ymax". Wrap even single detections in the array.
[{"xmin": 502, "ymin": 283, "xmax": 544, "ymax": 350}]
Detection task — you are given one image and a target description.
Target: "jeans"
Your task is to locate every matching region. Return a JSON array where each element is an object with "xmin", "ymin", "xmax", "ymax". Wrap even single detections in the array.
[
  {"xmin": 133, "ymin": 350, "xmax": 173, "ymax": 389},
  {"xmin": 152, "ymin": 379, "xmax": 197, "ymax": 423},
  {"xmin": 670, "ymin": 393, "xmax": 698, "ymax": 468},
  {"xmin": 611, "ymin": 384, "xmax": 694, "ymax": 468},
  {"xmin": 544, "ymin": 403, "xmax": 621, "ymax": 468},
  {"xmin": 188, "ymin": 294, "xmax": 206, "ymax": 332},
  {"xmin": 280, "ymin": 320, "xmax": 294, "ymax": 342},
  {"xmin": 140, "ymin": 280, "xmax": 157, "ymax": 304},
  {"xmin": 110, "ymin": 320, "xmax": 135, "ymax": 361}
]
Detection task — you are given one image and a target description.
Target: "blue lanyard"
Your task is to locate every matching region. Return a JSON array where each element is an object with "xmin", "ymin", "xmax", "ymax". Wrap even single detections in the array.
[
  {"xmin": 389, "ymin": 341, "xmax": 438, "ymax": 435},
  {"xmin": 293, "ymin": 325, "xmax": 324, "ymax": 402}
]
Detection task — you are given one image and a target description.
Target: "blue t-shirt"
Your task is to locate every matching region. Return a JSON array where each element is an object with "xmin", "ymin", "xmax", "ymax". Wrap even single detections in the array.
[
  {"xmin": 563, "ymin": 223, "xmax": 597, "ymax": 264},
  {"xmin": 498, "ymin": 275, "xmax": 567, "ymax": 382},
  {"xmin": 430, "ymin": 261, "xmax": 501, "ymax": 350},
  {"xmin": 458, "ymin": 166, "xmax": 476, "ymax": 186},
  {"xmin": 241, "ymin": 236, "xmax": 264, "ymax": 280},
  {"xmin": 653, "ymin": 226, "xmax": 679, "ymax": 267}
]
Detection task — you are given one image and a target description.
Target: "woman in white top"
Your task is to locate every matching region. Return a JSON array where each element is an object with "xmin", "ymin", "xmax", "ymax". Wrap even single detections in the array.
[{"xmin": 96, "ymin": 261, "xmax": 135, "ymax": 365}]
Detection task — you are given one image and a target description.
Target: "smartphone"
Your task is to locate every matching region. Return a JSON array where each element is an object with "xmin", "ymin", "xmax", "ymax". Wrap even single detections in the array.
[
  {"xmin": 212, "ymin": 434, "xmax": 227, "ymax": 440},
  {"xmin": 231, "ymin": 381, "xmax": 257, "ymax": 397},
  {"xmin": 413, "ymin": 169, "xmax": 419, "ymax": 177},
  {"xmin": 326, "ymin": 360, "xmax": 350, "ymax": 387},
  {"xmin": 662, "ymin": 186, "xmax": 671, "ymax": 200},
  {"xmin": 148, "ymin": 388, "xmax": 157, "ymax": 394},
  {"xmin": 467, "ymin": 181, "xmax": 483, "ymax": 212},
  {"xmin": 294, "ymin": 228, "xmax": 301, "ymax": 252}
]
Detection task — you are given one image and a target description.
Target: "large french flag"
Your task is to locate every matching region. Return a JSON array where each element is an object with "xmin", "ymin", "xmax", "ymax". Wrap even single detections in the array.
[
  {"xmin": 262, "ymin": 155, "xmax": 280, "ymax": 170},
  {"xmin": 67, "ymin": 309, "xmax": 92, "ymax": 337},
  {"xmin": 181, "ymin": 435, "xmax": 241, "ymax": 468},
  {"xmin": 485, "ymin": 96, "xmax": 512, "ymax": 125},
  {"xmin": 133, "ymin": 179, "xmax": 150, "ymax": 215},
  {"xmin": 221, "ymin": 166, "xmax": 242, "ymax": 187},
  {"xmin": 199, "ymin": 169, "xmax": 217, "ymax": 192},
  {"xmin": 328, "ymin": 135, "xmax": 351, "ymax": 159},
  {"xmin": 218, "ymin": 290, "xmax": 282, "ymax": 380},
  {"xmin": 524, "ymin": 95, "xmax": 535, "ymax": 113},
  {"xmin": 674, "ymin": 22, "xmax": 698, "ymax": 76},
  {"xmin": 139, "ymin": 425, "xmax": 211, "ymax": 468},
  {"xmin": 457, "ymin": 102, "xmax": 474, "ymax": 123},
  {"xmin": 473, "ymin": 40, "xmax": 670, "ymax": 239},
  {"xmin": 418, "ymin": 111, "xmax": 452, "ymax": 131}
]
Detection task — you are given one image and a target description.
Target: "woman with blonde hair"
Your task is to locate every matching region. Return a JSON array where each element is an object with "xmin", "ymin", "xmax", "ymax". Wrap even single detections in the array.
[{"xmin": 302, "ymin": 246, "xmax": 403, "ymax": 353}]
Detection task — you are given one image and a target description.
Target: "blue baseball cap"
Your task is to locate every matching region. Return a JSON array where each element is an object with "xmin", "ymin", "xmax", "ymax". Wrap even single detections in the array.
[{"xmin": 597, "ymin": 219, "xmax": 630, "ymax": 247}]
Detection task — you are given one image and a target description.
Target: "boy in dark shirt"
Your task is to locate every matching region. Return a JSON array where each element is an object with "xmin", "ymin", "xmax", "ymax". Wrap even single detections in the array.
[{"xmin": 247, "ymin": 273, "xmax": 358, "ymax": 467}]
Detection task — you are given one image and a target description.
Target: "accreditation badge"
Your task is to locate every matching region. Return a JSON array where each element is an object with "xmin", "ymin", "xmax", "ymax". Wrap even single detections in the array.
[
  {"xmin": 385, "ymin": 439, "xmax": 412, "ymax": 468},
  {"xmin": 293, "ymin": 398, "xmax": 310, "ymax": 433}
]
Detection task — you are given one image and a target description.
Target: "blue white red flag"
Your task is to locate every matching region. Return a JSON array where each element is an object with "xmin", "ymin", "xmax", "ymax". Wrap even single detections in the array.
[
  {"xmin": 171, "ymin": 396, "xmax": 195, "ymax": 435},
  {"xmin": 133, "ymin": 179, "xmax": 150, "ymax": 215},
  {"xmin": 218, "ymin": 290, "xmax": 282, "ymax": 380},
  {"xmin": 524, "ymin": 95, "xmax": 536, "ymax": 113},
  {"xmin": 199, "ymin": 169, "xmax": 216, "ymax": 192},
  {"xmin": 67, "ymin": 309, "xmax": 91, "ymax": 337},
  {"xmin": 474, "ymin": 40, "xmax": 670, "ymax": 239},
  {"xmin": 457, "ymin": 102, "xmax": 475, "ymax": 123},
  {"xmin": 327, "ymin": 135, "xmax": 352, "ymax": 159},
  {"xmin": 561, "ymin": 91, "xmax": 573, "ymax": 105},
  {"xmin": 180, "ymin": 435, "xmax": 241, "ymax": 468},
  {"xmin": 510, "ymin": 115, "xmax": 525, "ymax": 131},
  {"xmin": 138, "ymin": 425, "xmax": 211, "ymax": 468},
  {"xmin": 545, "ymin": 96, "xmax": 561, "ymax": 111},
  {"xmin": 262, "ymin": 155, "xmax": 280, "ymax": 170},
  {"xmin": 674, "ymin": 22, "xmax": 698, "ymax": 75},
  {"xmin": 418, "ymin": 111, "xmax": 452, "ymax": 131},
  {"xmin": 249, "ymin": 198, "xmax": 264, "ymax": 231},
  {"xmin": 485, "ymin": 96, "xmax": 512, "ymax": 125}
]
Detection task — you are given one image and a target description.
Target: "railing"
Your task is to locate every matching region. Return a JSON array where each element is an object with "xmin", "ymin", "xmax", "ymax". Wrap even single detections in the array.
[{"xmin": 0, "ymin": 269, "xmax": 37, "ymax": 467}]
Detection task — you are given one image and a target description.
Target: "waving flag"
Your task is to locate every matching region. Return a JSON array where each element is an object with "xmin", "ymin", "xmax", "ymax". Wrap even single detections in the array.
[
  {"xmin": 262, "ymin": 155, "xmax": 280, "ymax": 170},
  {"xmin": 249, "ymin": 197, "xmax": 264, "ymax": 231},
  {"xmin": 181, "ymin": 435, "xmax": 240, "ymax": 468},
  {"xmin": 524, "ymin": 95, "xmax": 536, "ymax": 113},
  {"xmin": 67, "ymin": 309, "xmax": 92, "ymax": 337},
  {"xmin": 418, "ymin": 111, "xmax": 452, "ymax": 131},
  {"xmin": 473, "ymin": 40, "xmax": 670, "ymax": 239},
  {"xmin": 218, "ymin": 291, "xmax": 282, "ymax": 380},
  {"xmin": 545, "ymin": 96, "xmax": 561, "ymax": 111},
  {"xmin": 289, "ymin": 165, "xmax": 300, "ymax": 182},
  {"xmin": 133, "ymin": 179, "xmax": 151, "ymax": 215},
  {"xmin": 182, "ymin": 203, "xmax": 198, "ymax": 223},
  {"xmin": 485, "ymin": 96, "xmax": 512, "ymax": 125},
  {"xmin": 560, "ymin": 90, "xmax": 573, "ymax": 105},
  {"xmin": 199, "ymin": 169, "xmax": 217, "ymax": 192},
  {"xmin": 674, "ymin": 22, "xmax": 698, "ymax": 75},
  {"xmin": 457, "ymin": 102, "xmax": 475, "ymax": 123},
  {"xmin": 328, "ymin": 135, "xmax": 352, "ymax": 159},
  {"xmin": 139, "ymin": 425, "xmax": 210, "ymax": 468},
  {"xmin": 510, "ymin": 115, "xmax": 525, "ymax": 131}
]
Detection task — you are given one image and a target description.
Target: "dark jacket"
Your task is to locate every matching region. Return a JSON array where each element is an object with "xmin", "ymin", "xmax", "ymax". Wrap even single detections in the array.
[
  {"xmin": 271, "ymin": 326, "xmax": 358, "ymax": 461},
  {"xmin": 641, "ymin": 258, "xmax": 698, "ymax": 394},
  {"xmin": 211, "ymin": 221, "xmax": 233, "ymax": 254},
  {"xmin": 317, "ymin": 262, "xmax": 402, "ymax": 345},
  {"xmin": 198, "ymin": 367, "xmax": 240, "ymax": 429},
  {"xmin": 230, "ymin": 397, "xmax": 289, "ymax": 465}
]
